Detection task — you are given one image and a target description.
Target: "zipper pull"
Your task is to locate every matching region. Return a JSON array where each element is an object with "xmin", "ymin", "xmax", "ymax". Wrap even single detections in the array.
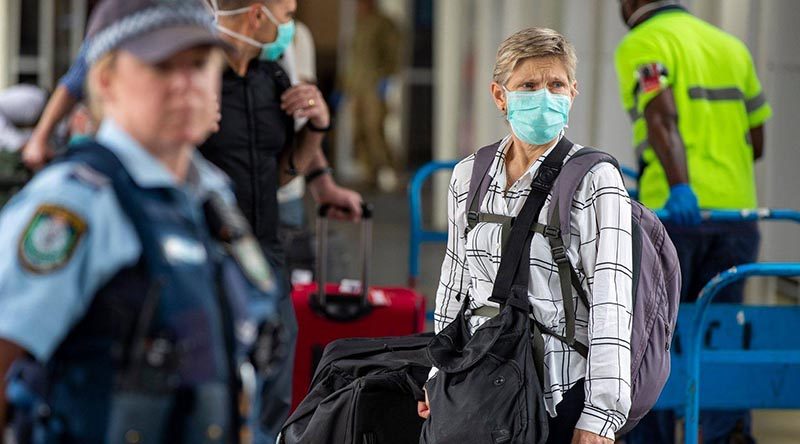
[{"xmin": 665, "ymin": 323, "xmax": 671, "ymax": 351}]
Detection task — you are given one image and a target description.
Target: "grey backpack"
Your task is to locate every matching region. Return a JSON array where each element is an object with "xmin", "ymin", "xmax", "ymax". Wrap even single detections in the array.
[{"xmin": 466, "ymin": 140, "xmax": 681, "ymax": 434}]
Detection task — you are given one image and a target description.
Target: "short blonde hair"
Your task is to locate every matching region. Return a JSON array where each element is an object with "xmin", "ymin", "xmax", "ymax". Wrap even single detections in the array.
[
  {"xmin": 85, "ymin": 51, "xmax": 117, "ymax": 123},
  {"xmin": 493, "ymin": 27, "xmax": 577, "ymax": 86}
]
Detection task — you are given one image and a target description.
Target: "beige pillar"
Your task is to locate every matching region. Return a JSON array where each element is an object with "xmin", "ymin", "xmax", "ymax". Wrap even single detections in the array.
[
  {"xmin": 0, "ymin": 0, "xmax": 20, "ymax": 89},
  {"xmin": 71, "ymin": 0, "xmax": 89, "ymax": 58},
  {"xmin": 334, "ymin": 0, "xmax": 358, "ymax": 181},
  {"xmin": 39, "ymin": 0, "xmax": 56, "ymax": 89},
  {"xmin": 754, "ymin": 0, "xmax": 800, "ymax": 293},
  {"xmin": 472, "ymin": 0, "xmax": 505, "ymax": 149},
  {"xmin": 431, "ymin": 0, "xmax": 466, "ymax": 227},
  {"xmin": 718, "ymin": 0, "xmax": 753, "ymax": 42},
  {"xmin": 433, "ymin": 0, "xmax": 465, "ymax": 162}
]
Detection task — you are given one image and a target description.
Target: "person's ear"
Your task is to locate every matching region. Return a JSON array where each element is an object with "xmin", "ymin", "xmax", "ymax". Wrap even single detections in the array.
[
  {"xmin": 248, "ymin": 4, "xmax": 263, "ymax": 29},
  {"xmin": 491, "ymin": 82, "xmax": 507, "ymax": 116},
  {"xmin": 570, "ymin": 80, "xmax": 579, "ymax": 101},
  {"xmin": 96, "ymin": 61, "xmax": 116, "ymax": 103}
]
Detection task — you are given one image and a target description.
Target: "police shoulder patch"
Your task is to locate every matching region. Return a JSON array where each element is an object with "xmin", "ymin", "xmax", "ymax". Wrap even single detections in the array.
[{"xmin": 19, "ymin": 204, "xmax": 87, "ymax": 274}]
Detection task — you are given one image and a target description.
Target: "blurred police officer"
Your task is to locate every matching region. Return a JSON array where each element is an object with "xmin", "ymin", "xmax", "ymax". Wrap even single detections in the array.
[
  {"xmin": 0, "ymin": 1, "xmax": 282, "ymax": 443},
  {"xmin": 615, "ymin": 1, "xmax": 772, "ymax": 443}
]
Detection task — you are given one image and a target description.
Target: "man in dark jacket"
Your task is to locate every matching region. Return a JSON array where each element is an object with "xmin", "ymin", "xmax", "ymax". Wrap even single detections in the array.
[{"xmin": 200, "ymin": 1, "xmax": 363, "ymax": 442}]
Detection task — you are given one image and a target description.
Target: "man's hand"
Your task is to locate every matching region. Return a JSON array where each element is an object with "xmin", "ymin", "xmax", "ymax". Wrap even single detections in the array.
[
  {"xmin": 308, "ymin": 175, "xmax": 362, "ymax": 222},
  {"xmin": 21, "ymin": 85, "xmax": 80, "ymax": 171},
  {"xmin": 571, "ymin": 429, "xmax": 613, "ymax": 444},
  {"xmin": 21, "ymin": 135, "xmax": 54, "ymax": 171},
  {"xmin": 281, "ymin": 84, "xmax": 330, "ymax": 129},
  {"xmin": 417, "ymin": 387, "xmax": 430, "ymax": 419}
]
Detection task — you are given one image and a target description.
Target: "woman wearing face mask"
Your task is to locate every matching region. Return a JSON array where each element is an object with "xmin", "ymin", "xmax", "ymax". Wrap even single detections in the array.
[
  {"xmin": 421, "ymin": 28, "xmax": 633, "ymax": 444},
  {"xmin": 200, "ymin": 1, "xmax": 363, "ymax": 442}
]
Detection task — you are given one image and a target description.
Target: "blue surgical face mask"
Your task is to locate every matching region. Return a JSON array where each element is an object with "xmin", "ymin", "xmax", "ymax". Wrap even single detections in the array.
[
  {"xmin": 214, "ymin": 4, "xmax": 295, "ymax": 61},
  {"xmin": 504, "ymin": 87, "xmax": 571, "ymax": 145},
  {"xmin": 260, "ymin": 7, "xmax": 295, "ymax": 61}
]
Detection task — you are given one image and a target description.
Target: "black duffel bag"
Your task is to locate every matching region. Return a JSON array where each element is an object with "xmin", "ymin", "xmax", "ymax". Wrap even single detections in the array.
[
  {"xmin": 279, "ymin": 334, "xmax": 432, "ymax": 444},
  {"xmin": 420, "ymin": 276, "xmax": 549, "ymax": 444}
]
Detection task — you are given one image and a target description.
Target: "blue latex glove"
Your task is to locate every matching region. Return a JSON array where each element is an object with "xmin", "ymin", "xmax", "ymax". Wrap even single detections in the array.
[{"xmin": 665, "ymin": 183, "xmax": 701, "ymax": 226}]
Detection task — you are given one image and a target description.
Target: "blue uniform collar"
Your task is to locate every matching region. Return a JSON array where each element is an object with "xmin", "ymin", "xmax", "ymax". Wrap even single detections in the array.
[{"xmin": 95, "ymin": 118, "xmax": 230, "ymax": 199}]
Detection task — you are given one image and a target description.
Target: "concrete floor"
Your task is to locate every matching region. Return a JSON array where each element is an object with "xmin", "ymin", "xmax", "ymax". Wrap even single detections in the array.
[{"xmin": 320, "ymin": 187, "xmax": 800, "ymax": 444}]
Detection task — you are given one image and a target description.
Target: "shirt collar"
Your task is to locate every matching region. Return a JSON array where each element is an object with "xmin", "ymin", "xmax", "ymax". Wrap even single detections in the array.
[
  {"xmin": 95, "ymin": 118, "xmax": 230, "ymax": 199},
  {"xmin": 632, "ymin": 5, "xmax": 686, "ymax": 29},
  {"xmin": 495, "ymin": 132, "xmax": 563, "ymax": 185}
]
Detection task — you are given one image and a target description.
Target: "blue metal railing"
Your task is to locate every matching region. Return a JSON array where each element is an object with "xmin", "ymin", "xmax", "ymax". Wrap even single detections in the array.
[
  {"xmin": 408, "ymin": 160, "xmax": 458, "ymax": 287},
  {"xmin": 655, "ymin": 208, "xmax": 800, "ymax": 224},
  {"xmin": 408, "ymin": 158, "xmax": 800, "ymax": 285},
  {"xmin": 684, "ymin": 263, "xmax": 800, "ymax": 444},
  {"xmin": 620, "ymin": 164, "xmax": 639, "ymax": 181},
  {"xmin": 408, "ymin": 159, "xmax": 800, "ymax": 439}
]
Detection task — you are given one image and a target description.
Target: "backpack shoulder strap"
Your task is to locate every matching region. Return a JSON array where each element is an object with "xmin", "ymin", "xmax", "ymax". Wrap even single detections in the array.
[
  {"xmin": 547, "ymin": 147, "xmax": 619, "ymax": 248},
  {"xmin": 535, "ymin": 147, "xmax": 620, "ymax": 357},
  {"xmin": 466, "ymin": 139, "xmax": 503, "ymax": 218}
]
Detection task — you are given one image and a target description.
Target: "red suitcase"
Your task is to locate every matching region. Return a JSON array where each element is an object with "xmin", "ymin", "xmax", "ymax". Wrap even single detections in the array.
[{"xmin": 290, "ymin": 205, "xmax": 426, "ymax": 412}]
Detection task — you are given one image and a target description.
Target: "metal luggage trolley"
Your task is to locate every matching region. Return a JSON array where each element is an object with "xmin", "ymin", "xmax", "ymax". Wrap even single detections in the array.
[
  {"xmin": 647, "ymin": 209, "xmax": 800, "ymax": 444},
  {"xmin": 409, "ymin": 161, "xmax": 800, "ymax": 442},
  {"xmin": 407, "ymin": 159, "xmax": 458, "ymax": 288}
]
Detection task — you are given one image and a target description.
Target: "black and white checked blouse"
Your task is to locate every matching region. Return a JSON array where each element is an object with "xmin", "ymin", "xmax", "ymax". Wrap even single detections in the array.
[{"xmin": 433, "ymin": 135, "xmax": 634, "ymax": 439}]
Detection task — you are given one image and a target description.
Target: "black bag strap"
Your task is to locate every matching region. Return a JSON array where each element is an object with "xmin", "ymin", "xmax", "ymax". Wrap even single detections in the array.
[{"xmin": 489, "ymin": 137, "xmax": 573, "ymax": 307}]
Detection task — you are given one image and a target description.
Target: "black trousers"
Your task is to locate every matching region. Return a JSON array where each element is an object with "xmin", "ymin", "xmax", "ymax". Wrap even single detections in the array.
[
  {"xmin": 546, "ymin": 379, "xmax": 585, "ymax": 444},
  {"xmin": 256, "ymin": 243, "xmax": 299, "ymax": 443}
]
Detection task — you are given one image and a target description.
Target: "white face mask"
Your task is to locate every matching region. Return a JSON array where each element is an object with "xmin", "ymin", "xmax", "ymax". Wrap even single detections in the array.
[
  {"xmin": 211, "ymin": 4, "xmax": 272, "ymax": 48},
  {"xmin": 209, "ymin": 1, "xmax": 296, "ymax": 61}
]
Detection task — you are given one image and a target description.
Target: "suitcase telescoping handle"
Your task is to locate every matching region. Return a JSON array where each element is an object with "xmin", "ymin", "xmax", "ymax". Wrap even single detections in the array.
[{"xmin": 315, "ymin": 202, "xmax": 374, "ymax": 311}]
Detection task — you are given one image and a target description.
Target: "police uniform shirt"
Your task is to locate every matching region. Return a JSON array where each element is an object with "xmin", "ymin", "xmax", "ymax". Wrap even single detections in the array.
[
  {"xmin": 433, "ymin": 136, "xmax": 633, "ymax": 440},
  {"xmin": 0, "ymin": 118, "xmax": 234, "ymax": 362}
]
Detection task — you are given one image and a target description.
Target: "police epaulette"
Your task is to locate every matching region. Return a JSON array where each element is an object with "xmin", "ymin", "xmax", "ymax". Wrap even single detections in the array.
[{"xmin": 68, "ymin": 164, "xmax": 111, "ymax": 190}]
